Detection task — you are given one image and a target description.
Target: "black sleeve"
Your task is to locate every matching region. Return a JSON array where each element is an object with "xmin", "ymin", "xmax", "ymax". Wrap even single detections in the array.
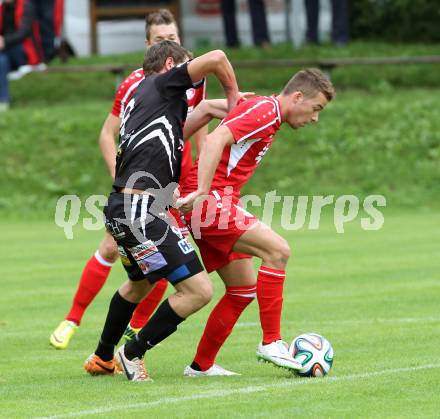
[
  {"xmin": 4, "ymin": 0, "xmax": 35, "ymax": 49},
  {"xmin": 154, "ymin": 62, "xmax": 195, "ymax": 98}
]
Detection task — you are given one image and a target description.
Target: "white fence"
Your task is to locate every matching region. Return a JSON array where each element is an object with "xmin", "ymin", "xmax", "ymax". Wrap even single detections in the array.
[{"xmin": 64, "ymin": 0, "xmax": 332, "ymax": 56}]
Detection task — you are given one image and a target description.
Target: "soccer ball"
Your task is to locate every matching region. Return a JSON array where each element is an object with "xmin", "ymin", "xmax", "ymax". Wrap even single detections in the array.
[{"xmin": 289, "ymin": 333, "xmax": 334, "ymax": 377}]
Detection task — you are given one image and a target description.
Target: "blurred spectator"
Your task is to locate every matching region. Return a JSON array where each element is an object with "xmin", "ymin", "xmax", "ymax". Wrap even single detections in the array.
[
  {"xmin": 0, "ymin": 0, "xmax": 42, "ymax": 111},
  {"xmin": 305, "ymin": 0, "xmax": 349, "ymax": 46},
  {"xmin": 220, "ymin": 0, "xmax": 270, "ymax": 48},
  {"xmin": 33, "ymin": 0, "xmax": 69, "ymax": 62}
]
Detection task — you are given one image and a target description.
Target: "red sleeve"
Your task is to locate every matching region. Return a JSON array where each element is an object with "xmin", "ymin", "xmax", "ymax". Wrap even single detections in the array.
[
  {"xmin": 111, "ymin": 69, "xmax": 144, "ymax": 117},
  {"xmin": 191, "ymin": 79, "xmax": 206, "ymax": 108},
  {"xmin": 111, "ymin": 86, "xmax": 124, "ymax": 117},
  {"xmin": 222, "ymin": 99, "xmax": 279, "ymax": 144}
]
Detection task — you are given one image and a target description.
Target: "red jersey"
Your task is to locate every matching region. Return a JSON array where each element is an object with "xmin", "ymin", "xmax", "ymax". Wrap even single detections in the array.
[
  {"xmin": 181, "ymin": 95, "xmax": 282, "ymax": 197},
  {"xmin": 111, "ymin": 68, "xmax": 206, "ymax": 179},
  {"xmin": 111, "ymin": 68, "xmax": 145, "ymax": 119}
]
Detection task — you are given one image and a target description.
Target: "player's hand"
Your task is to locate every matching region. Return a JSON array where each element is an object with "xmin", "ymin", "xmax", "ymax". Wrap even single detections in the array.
[
  {"xmin": 175, "ymin": 190, "xmax": 206, "ymax": 214},
  {"xmin": 238, "ymin": 91, "xmax": 255, "ymax": 103},
  {"xmin": 0, "ymin": 36, "xmax": 5, "ymax": 50},
  {"xmin": 172, "ymin": 187, "xmax": 181, "ymax": 208}
]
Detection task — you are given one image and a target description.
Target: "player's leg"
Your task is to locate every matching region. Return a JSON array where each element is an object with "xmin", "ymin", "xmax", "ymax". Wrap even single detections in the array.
[
  {"xmin": 220, "ymin": 0, "xmax": 240, "ymax": 48},
  {"xmin": 233, "ymin": 221, "xmax": 302, "ymax": 370},
  {"xmin": 248, "ymin": 0, "xmax": 270, "ymax": 47},
  {"xmin": 123, "ymin": 279, "xmax": 168, "ymax": 341},
  {"xmin": 50, "ymin": 231, "xmax": 118, "ymax": 349},
  {"xmin": 123, "ymin": 208, "xmax": 186, "ymax": 340},
  {"xmin": 116, "ymin": 270, "xmax": 213, "ymax": 381},
  {"xmin": 123, "ymin": 270, "xmax": 212, "ymax": 357},
  {"xmin": 84, "ymin": 277, "xmax": 153, "ymax": 376},
  {"xmin": 185, "ymin": 258, "xmax": 256, "ymax": 376},
  {"xmin": 67, "ymin": 232, "xmax": 119, "ymax": 323},
  {"xmin": 100, "ymin": 192, "xmax": 213, "ymax": 381}
]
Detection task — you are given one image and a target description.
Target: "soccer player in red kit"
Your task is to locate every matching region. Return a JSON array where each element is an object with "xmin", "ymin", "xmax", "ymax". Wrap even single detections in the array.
[
  {"xmin": 50, "ymin": 9, "xmax": 206, "ymax": 349},
  {"xmin": 178, "ymin": 69, "xmax": 335, "ymax": 375}
]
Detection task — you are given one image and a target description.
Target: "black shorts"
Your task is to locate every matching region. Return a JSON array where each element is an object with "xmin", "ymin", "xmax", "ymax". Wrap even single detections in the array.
[{"xmin": 104, "ymin": 192, "xmax": 203, "ymax": 284}]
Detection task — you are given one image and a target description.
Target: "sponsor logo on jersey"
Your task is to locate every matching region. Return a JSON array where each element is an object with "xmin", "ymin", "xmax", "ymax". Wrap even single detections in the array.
[
  {"xmin": 130, "ymin": 240, "xmax": 158, "ymax": 261},
  {"xmin": 105, "ymin": 219, "xmax": 126, "ymax": 240},
  {"xmin": 186, "ymin": 88, "xmax": 195, "ymax": 100},
  {"xmin": 171, "ymin": 225, "xmax": 184, "ymax": 239},
  {"xmin": 178, "ymin": 238, "xmax": 194, "ymax": 254},
  {"xmin": 136, "ymin": 252, "xmax": 168, "ymax": 274}
]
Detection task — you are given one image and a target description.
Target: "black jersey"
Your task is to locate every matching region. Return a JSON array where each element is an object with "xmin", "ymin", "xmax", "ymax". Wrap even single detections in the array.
[{"xmin": 114, "ymin": 62, "xmax": 198, "ymax": 192}]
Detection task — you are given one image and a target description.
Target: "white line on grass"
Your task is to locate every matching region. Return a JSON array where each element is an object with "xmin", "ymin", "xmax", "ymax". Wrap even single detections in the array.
[
  {"xmin": 235, "ymin": 316, "xmax": 440, "ymax": 328},
  {"xmin": 34, "ymin": 363, "xmax": 440, "ymax": 419}
]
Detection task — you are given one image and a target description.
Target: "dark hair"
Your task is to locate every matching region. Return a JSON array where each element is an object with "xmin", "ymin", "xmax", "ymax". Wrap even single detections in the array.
[
  {"xmin": 143, "ymin": 41, "xmax": 191, "ymax": 76},
  {"xmin": 145, "ymin": 9, "xmax": 178, "ymax": 40},
  {"xmin": 282, "ymin": 68, "xmax": 335, "ymax": 101}
]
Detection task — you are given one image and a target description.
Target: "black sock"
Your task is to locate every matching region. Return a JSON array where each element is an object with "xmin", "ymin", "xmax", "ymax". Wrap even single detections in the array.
[
  {"xmin": 190, "ymin": 361, "xmax": 202, "ymax": 371},
  {"xmin": 124, "ymin": 298, "xmax": 185, "ymax": 360},
  {"xmin": 95, "ymin": 291, "xmax": 137, "ymax": 361}
]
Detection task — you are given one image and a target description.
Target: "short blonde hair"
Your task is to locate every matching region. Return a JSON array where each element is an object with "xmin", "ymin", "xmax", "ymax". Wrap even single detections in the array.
[
  {"xmin": 145, "ymin": 9, "xmax": 178, "ymax": 41},
  {"xmin": 282, "ymin": 68, "xmax": 335, "ymax": 101}
]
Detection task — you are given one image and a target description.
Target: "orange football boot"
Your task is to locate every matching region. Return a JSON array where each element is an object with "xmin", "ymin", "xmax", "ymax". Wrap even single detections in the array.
[{"xmin": 84, "ymin": 353, "xmax": 122, "ymax": 375}]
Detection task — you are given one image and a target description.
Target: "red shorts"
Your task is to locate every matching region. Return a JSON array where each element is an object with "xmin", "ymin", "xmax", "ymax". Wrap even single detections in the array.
[{"xmin": 184, "ymin": 190, "xmax": 258, "ymax": 272}]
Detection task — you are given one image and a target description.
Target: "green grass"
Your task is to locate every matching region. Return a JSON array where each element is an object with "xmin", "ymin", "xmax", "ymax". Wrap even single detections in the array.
[
  {"xmin": 8, "ymin": 41, "xmax": 440, "ymax": 106},
  {"xmin": 0, "ymin": 210, "xmax": 439, "ymax": 418},
  {"xmin": 2, "ymin": 42, "xmax": 440, "ymax": 212},
  {"xmin": 2, "ymin": 88, "xmax": 439, "ymax": 213}
]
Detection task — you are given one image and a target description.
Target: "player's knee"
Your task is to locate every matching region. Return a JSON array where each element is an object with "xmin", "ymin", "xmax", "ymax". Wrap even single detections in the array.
[
  {"xmin": 278, "ymin": 239, "xmax": 291, "ymax": 263},
  {"xmin": 119, "ymin": 280, "xmax": 149, "ymax": 303},
  {"xmin": 98, "ymin": 240, "xmax": 119, "ymax": 262},
  {"xmin": 265, "ymin": 238, "xmax": 291, "ymax": 267}
]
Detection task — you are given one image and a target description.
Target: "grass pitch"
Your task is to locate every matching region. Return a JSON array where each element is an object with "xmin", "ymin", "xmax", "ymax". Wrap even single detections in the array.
[{"xmin": 0, "ymin": 210, "xmax": 439, "ymax": 418}]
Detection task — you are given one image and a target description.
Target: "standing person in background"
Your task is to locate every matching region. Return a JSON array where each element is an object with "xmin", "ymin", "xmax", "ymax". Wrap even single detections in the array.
[
  {"xmin": 33, "ymin": 0, "xmax": 64, "ymax": 62},
  {"xmin": 0, "ymin": 0, "xmax": 42, "ymax": 111},
  {"xmin": 49, "ymin": 9, "xmax": 207, "ymax": 349},
  {"xmin": 220, "ymin": 0, "xmax": 270, "ymax": 48},
  {"xmin": 305, "ymin": 0, "xmax": 349, "ymax": 46}
]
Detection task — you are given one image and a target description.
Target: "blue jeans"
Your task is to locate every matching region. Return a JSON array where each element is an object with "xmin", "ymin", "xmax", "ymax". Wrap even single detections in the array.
[
  {"xmin": 0, "ymin": 52, "xmax": 10, "ymax": 103},
  {"xmin": 0, "ymin": 44, "xmax": 27, "ymax": 104}
]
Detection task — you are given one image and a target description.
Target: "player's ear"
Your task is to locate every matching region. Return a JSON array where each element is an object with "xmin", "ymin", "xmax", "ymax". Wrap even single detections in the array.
[
  {"xmin": 292, "ymin": 91, "xmax": 303, "ymax": 104},
  {"xmin": 145, "ymin": 39, "xmax": 150, "ymax": 48},
  {"xmin": 164, "ymin": 57, "xmax": 175, "ymax": 70}
]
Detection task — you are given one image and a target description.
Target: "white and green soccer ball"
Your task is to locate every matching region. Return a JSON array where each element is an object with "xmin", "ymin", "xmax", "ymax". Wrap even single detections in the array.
[{"xmin": 289, "ymin": 333, "xmax": 334, "ymax": 377}]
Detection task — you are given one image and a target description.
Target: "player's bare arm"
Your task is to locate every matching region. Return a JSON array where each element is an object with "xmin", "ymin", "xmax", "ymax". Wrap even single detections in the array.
[
  {"xmin": 182, "ymin": 99, "xmax": 229, "ymax": 139},
  {"xmin": 178, "ymin": 125, "xmax": 234, "ymax": 212},
  {"xmin": 187, "ymin": 50, "xmax": 240, "ymax": 111},
  {"xmin": 192, "ymin": 124, "xmax": 208, "ymax": 157},
  {"xmin": 98, "ymin": 113, "xmax": 120, "ymax": 179}
]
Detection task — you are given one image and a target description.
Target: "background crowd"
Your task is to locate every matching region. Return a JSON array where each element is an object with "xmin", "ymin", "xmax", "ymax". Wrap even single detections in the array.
[
  {"xmin": 0, "ymin": 0, "xmax": 64, "ymax": 110},
  {"xmin": 0, "ymin": 0, "xmax": 350, "ymax": 111}
]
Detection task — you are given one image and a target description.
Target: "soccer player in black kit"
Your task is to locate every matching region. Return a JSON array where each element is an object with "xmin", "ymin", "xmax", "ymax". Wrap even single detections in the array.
[{"xmin": 84, "ymin": 41, "xmax": 239, "ymax": 382}]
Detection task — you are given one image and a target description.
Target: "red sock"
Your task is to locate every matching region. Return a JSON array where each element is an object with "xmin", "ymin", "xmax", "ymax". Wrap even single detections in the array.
[
  {"xmin": 257, "ymin": 266, "xmax": 286, "ymax": 344},
  {"xmin": 129, "ymin": 279, "xmax": 168, "ymax": 329},
  {"xmin": 66, "ymin": 251, "xmax": 113, "ymax": 325},
  {"xmin": 193, "ymin": 285, "xmax": 255, "ymax": 371}
]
